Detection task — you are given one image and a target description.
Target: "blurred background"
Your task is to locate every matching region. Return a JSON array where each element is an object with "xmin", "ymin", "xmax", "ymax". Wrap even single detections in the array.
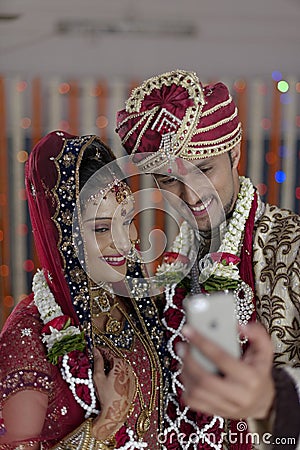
[{"xmin": 1, "ymin": 0, "xmax": 300, "ymax": 327}]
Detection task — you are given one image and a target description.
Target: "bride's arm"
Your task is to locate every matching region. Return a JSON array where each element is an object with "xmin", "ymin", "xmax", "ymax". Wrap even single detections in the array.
[{"xmin": 0, "ymin": 390, "xmax": 48, "ymax": 450}]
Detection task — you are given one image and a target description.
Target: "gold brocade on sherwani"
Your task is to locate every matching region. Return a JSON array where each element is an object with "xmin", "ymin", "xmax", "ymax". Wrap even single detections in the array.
[{"xmin": 253, "ymin": 204, "xmax": 300, "ymax": 385}]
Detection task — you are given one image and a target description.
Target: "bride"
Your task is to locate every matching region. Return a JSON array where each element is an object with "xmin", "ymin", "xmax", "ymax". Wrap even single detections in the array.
[{"xmin": 0, "ymin": 131, "xmax": 167, "ymax": 449}]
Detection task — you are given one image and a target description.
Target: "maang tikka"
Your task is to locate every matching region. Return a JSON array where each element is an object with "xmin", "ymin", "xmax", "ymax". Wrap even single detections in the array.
[{"xmin": 86, "ymin": 176, "xmax": 133, "ymax": 207}]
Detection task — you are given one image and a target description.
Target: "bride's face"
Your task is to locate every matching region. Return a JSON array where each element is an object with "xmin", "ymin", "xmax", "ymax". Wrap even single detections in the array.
[{"xmin": 81, "ymin": 190, "xmax": 136, "ymax": 284}]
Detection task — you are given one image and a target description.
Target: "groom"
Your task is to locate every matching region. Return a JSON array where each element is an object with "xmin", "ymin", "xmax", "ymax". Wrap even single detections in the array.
[{"xmin": 116, "ymin": 70, "xmax": 300, "ymax": 446}]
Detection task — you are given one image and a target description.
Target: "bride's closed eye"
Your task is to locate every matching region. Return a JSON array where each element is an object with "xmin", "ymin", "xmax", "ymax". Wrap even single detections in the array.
[{"xmin": 94, "ymin": 221, "xmax": 111, "ymax": 233}]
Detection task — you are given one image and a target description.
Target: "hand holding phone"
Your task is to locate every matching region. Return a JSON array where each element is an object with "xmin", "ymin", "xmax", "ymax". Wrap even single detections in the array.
[{"xmin": 184, "ymin": 292, "xmax": 240, "ymax": 373}]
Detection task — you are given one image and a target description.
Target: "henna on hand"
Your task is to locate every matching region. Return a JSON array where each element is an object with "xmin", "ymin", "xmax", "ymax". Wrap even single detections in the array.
[
  {"xmin": 113, "ymin": 359, "xmax": 132, "ymax": 396},
  {"xmin": 92, "ymin": 354, "xmax": 137, "ymax": 440}
]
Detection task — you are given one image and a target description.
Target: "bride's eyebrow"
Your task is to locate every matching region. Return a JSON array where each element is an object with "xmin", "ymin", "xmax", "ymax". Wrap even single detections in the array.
[
  {"xmin": 84, "ymin": 207, "xmax": 135, "ymax": 224},
  {"xmin": 83, "ymin": 216, "xmax": 112, "ymax": 223}
]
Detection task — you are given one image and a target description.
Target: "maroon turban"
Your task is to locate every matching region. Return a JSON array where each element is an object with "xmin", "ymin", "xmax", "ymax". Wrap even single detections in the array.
[{"xmin": 116, "ymin": 70, "xmax": 242, "ymax": 171}]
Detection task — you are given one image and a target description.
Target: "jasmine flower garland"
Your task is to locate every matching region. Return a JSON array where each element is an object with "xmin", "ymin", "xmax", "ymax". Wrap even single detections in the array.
[
  {"xmin": 33, "ymin": 269, "xmax": 85, "ymax": 359},
  {"xmin": 32, "ymin": 269, "xmax": 99, "ymax": 417},
  {"xmin": 199, "ymin": 176, "xmax": 255, "ymax": 292}
]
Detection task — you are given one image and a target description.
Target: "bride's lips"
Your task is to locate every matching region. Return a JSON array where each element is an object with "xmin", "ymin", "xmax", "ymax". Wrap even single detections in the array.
[
  {"xmin": 99, "ymin": 255, "xmax": 126, "ymax": 266},
  {"xmin": 189, "ymin": 196, "xmax": 213, "ymax": 217}
]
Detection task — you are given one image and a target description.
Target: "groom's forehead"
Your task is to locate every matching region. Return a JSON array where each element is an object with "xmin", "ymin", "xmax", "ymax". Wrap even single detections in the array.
[{"xmin": 154, "ymin": 156, "xmax": 215, "ymax": 177}]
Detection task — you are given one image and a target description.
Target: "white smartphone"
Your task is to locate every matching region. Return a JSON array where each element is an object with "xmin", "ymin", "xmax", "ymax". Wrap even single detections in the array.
[{"xmin": 184, "ymin": 292, "xmax": 240, "ymax": 373}]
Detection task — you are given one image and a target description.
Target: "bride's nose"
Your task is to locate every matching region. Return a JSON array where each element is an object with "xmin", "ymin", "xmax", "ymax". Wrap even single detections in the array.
[{"xmin": 112, "ymin": 228, "xmax": 131, "ymax": 255}]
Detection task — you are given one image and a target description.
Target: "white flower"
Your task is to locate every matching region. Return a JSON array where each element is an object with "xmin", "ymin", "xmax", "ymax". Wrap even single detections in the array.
[
  {"xmin": 42, "ymin": 326, "xmax": 81, "ymax": 351},
  {"xmin": 199, "ymin": 177, "xmax": 255, "ymax": 283},
  {"xmin": 214, "ymin": 262, "xmax": 240, "ymax": 280},
  {"xmin": 33, "ymin": 269, "xmax": 62, "ymax": 323}
]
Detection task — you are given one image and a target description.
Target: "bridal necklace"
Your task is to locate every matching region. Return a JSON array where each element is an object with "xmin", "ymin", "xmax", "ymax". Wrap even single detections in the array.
[{"xmin": 90, "ymin": 284, "xmax": 124, "ymax": 335}]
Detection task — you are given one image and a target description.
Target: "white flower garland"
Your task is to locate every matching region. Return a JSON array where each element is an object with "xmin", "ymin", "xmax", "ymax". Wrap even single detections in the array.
[
  {"xmin": 33, "ymin": 269, "xmax": 62, "ymax": 323},
  {"xmin": 199, "ymin": 176, "xmax": 255, "ymax": 282},
  {"xmin": 33, "ymin": 269, "xmax": 81, "ymax": 351},
  {"xmin": 33, "ymin": 269, "xmax": 98, "ymax": 417}
]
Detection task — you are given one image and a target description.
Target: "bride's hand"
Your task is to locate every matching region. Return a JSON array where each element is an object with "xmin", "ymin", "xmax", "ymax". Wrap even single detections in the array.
[{"xmin": 91, "ymin": 348, "xmax": 136, "ymax": 439}]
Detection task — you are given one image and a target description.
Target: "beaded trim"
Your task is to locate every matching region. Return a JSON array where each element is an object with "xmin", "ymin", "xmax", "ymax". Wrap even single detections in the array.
[
  {"xmin": 61, "ymin": 354, "xmax": 98, "ymax": 416},
  {"xmin": 162, "ymin": 285, "xmax": 225, "ymax": 449},
  {"xmin": 180, "ymin": 127, "xmax": 242, "ymax": 160},
  {"xmin": 201, "ymin": 95, "xmax": 234, "ymax": 117},
  {"xmin": 193, "ymin": 109, "xmax": 239, "ymax": 134},
  {"xmin": 125, "ymin": 70, "xmax": 205, "ymax": 113}
]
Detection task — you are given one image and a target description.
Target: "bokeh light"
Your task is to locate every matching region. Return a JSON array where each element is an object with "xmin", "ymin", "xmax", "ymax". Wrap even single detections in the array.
[
  {"xmin": 233, "ymin": 79, "xmax": 246, "ymax": 92},
  {"xmin": 17, "ymin": 151, "xmax": 29, "ymax": 163},
  {"xmin": 280, "ymin": 93, "xmax": 292, "ymax": 104},
  {"xmin": 96, "ymin": 115, "xmax": 108, "ymax": 129},
  {"xmin": 91, "ymin": 86, "xmax": 103, "ymax": 97},
  {"xmin": 261, "ymin": 118, "xmax": 271, "ymax": 130},
  {"xmin": 20, "ymin": 117, "xmax": 31, "ymax": 129},
  {"xmin": 17, "ymin": 224, "xmax": 28, "ymax": 236},
  {"xmin": 16, "ymin": 81, "xmax": 28, "ymax": 92},
  {"xmin": 265, "ymin": 152, "xmax": 278, "ymax": 165},
  {"xmin": 4, "ymin": 296, "xmax": 14, "ymax": 308},
  {"xmin": 272, "ymin": 71, "xmax": 282, "ymax": 82},
  {"xmin": 275, "ymin": 171, "xmax": 286, "ymax": 183},
  {"xmin": 58, "ymin": 83, "xmax": 71, "ymax": 94},
  {"xmin": 59, "ymin": 120, "xmax": 70, "ymax": 131},
  {"xmin": 277, "ymin": 80, "xmax": 289, "ymax": 93},
  {"xmin": 295, "ymin": 83, "xmax": 300, "ymax": 93},
  {"xmin": 256, "ymin": 183, "xmax": 268, "ymax": 196},
  {"xmin": 279, "ymin": 146, "xmax": 287, "ymax": 158},
  {"xmin": 0, "ymin": 265, "xmax": 9, "ymax": 277},
  {"xmin": 296, "ymin": 187, "xmax": 300, "ymax": 200},
  {"xmin": 23, "ymin": 259, "xmax": 34, "ymax": 272},
  {"xmin": 258, "ymin": 84, "xmax": 267, "ymax": 95}
]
